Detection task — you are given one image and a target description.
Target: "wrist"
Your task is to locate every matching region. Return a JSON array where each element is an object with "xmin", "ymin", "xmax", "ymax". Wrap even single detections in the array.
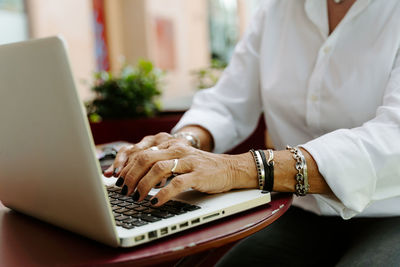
[
  {"xmin": 175, "ymin": 125, "xmax": 214, "ymax": 151},
  {"xmin": 230, "ymin": 152, "xmax": 259, "ymax": 189},
  {"xmin": 173, "ymin": 132, "xmax": 201, "ymax": 149}
]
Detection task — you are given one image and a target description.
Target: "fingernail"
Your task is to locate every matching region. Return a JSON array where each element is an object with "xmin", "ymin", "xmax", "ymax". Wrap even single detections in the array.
[
  {"xmin": 115, "ymin": 177, "xmax": 124, "ymax": 187},
  {"xmin": 132, "ymin": 191, "xmax": 140, "ymax": 201},
  {"xmin": 113, "ymin": 168, "xmax": 119, "ymax": 177},
  {"xmin": 155, "ymin": 182, "xmax": 161, "ymax": 187},
  {"xmin": 151, "ymin": 198, "xmax": 158, "ymax": 205},
  {"xmin": 121, "ymin": 185, "xmax": 128, "ymax": 195}
]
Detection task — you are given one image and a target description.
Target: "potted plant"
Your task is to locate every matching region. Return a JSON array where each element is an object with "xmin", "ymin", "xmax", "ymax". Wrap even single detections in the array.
[{"xmin": 87, "ymin": 60, "xmax": 183, "ymax": 144}]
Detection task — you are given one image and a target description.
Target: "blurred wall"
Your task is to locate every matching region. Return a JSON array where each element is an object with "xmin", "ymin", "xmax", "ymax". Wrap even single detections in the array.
[
  {"xmin": 24, "ymin": 0, "xmax": 259, "ymax": 109},
  {"xmin": 105, "ymin": 0, "xmax": 210, "ymax": 111},
  {"xmin": 27, "ymin": 0, "xmax": 97, "ymax": 101}
]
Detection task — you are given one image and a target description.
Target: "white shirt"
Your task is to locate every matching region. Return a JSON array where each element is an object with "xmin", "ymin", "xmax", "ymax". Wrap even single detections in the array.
[{"xmin": 173, "ymin": 0, "xmax": 400, "ymax": 219}]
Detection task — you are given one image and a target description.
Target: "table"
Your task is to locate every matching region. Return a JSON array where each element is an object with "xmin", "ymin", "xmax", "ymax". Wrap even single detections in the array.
[{"xmin": 0, "ymin": 193, "xmax": 292, "ymax": 267}]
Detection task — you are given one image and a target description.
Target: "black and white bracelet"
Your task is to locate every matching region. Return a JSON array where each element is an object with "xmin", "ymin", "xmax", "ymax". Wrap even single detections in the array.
[
  {"xmin": 250, "ymin": 149, "xmax": 265, "ymax": 190},
  {"xmin": 250, "ymin": 149, "xmax": 274, "ymax": 192},
  {"xmin": 286, "ymin": 145, "xmax": 309, "ymax": 196}
]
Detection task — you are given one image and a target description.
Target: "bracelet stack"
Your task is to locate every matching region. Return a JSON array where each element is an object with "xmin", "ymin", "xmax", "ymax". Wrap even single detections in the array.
[
  {"xmin": 286, "ymin": 146, "xmax": 309, "ymax": 196},
  {"xmin": 249, "ymin": 149, "xmax": 274, "ymax": 192}
]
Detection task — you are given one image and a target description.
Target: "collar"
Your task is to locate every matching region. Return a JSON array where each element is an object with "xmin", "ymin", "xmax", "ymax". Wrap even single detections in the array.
[{"xmin": 304, "ymin": 0, "xmax": 372, "ymax": 39}]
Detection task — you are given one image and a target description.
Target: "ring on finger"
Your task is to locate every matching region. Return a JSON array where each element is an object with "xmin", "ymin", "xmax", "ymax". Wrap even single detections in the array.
[
  {"xmin": 150, "ymin": 146, "xmax": 159, "ymax": 151},
  {"xmin": 171, "ymin": 159, "xmax": 179, "ymax": 175}
]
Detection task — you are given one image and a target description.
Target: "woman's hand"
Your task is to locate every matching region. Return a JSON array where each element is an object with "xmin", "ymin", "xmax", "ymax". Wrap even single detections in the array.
[
  {"xmin": 103, "ymin": 132, "xmax": 188, "ymax": 179},
  {"xmin": 105, "ymin": 137, "xmax": 258, "ymax": 206}
]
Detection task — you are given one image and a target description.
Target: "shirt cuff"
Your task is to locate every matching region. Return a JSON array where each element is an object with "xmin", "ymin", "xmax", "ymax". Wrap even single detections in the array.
[
  {"xmin": 301, "ymin": 129, "xmax": 376, "ymax": 219},
  {"xmin": 171, "ymin": 108, "xmax": 239, "ymax": 154}
]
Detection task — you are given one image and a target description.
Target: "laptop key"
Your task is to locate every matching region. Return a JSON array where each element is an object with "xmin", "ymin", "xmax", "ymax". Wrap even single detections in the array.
[
  {"xmin": 112, "ymin": 206, "xmax": 121, "ymax": 211},
  {"xmin": 115, "ymin": 208, "xmax": 130, "ymax": 213},
  {"xmin": 118, "ymin": 196, "xmax": 131, "ymax": 201},
  {"xmin": 132, "ymin": 220, "xmax": 148, "ymax": 227},
  {"xmin": 123, "ymin": 218, "xmax": 139, "ymax": 223},
  {"xmin": 115, "ymin": 215, "xmax": 129, "ymax": 221},
  {"xmin": 134, "ymin": 206, "xmax": 149, "ymax": 212},
  {"xmin": 183, "ymin": 205, "xmax": 201, "ymax": 211},
  {"xmin": 107, "ymin": 187, "xmax": 121, "ymax": 192},
  {"xmin": 117, "ymin": 202, "xmax": 130, "ymax": 207},
  {"xmin": 115, "ymin": 221, "xmax": 123, "ymax": 226},
  {"xmin": 126, "ymin": 204, "xmax": 139, "ymax": 209},
  {"xmin": 124, "ymin": 210, "xmax": 140, "ymax": 216},
  {"xmin": 122, "ymin": 223, "xmax": 135, "ymax": 230},
  {"xmin": 162, "ymin": 206, "xmax": 187, "ymax": 215},
  {"xmin": 150, "ymin": 210, "xmax": 175, "ymax": 219},
  {"xmin": 111, "ymin": 200, "xmax": 123, "ymax": 205},
  {"xmin": 139, "ymin": 214, "xmax": 162, "ymax": 223}
]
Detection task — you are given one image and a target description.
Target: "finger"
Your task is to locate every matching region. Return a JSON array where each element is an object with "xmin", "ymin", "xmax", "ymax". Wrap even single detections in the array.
[
  {"xmin": 103, "ymin": 163, "xmax": 115, "ymax": 177},
  {"xmin": 153, "ymin": 132, "xmax": 173, "ymax": 144},
  {"xmin": 117, "ymin": 134, "xmax": 167, "ymax": 176},
  {"xmin": 110, "ymin": 145, "xmax": 133, "ymax": 178},
  {"xmin": 156, "ymin": 138, "xmax": 190, "ymax": 150},
  {"xmin": 119, "ymin": 145, "xmax": 190, "ymax": 195},
  {"xmin": 151, "ymin": 174, "xmax": 195, "ymax": 206},
  {"xmin": 134, "ymin": 135, "xmax": 156, "ymax": 150},
  {"xmin": 133, "ymin": 132, "xmax": 171, "ymax": 151},
  {"xmin": 154, "ymin": 178, "xmax": 167, "ymax": 188},
  {"xmin": 135, "ymin": 158, "xmax": 192, "ymax": 202},
  {"xmin": 103, "ymin": 145, "xmax": 132, "ymax": 177}
]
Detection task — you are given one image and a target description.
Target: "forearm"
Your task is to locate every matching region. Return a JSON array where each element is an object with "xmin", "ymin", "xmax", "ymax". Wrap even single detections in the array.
[{"xmin": 176, "ymin": 125, "xmax": 214, "ymax": 152}]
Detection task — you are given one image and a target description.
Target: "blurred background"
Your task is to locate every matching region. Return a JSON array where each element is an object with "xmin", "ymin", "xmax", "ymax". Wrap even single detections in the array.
[{"xmin": 0, "ymin": 0, "xmax": 261, "ymax": 111}]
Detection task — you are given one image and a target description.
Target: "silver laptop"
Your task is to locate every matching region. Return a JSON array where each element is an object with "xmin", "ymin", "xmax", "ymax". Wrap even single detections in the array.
[{"xmin": 0, "ymin": 36, "xmax": 270, "ymax": 247}]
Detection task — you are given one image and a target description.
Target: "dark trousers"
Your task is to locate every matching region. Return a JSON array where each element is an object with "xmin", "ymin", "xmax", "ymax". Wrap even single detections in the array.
[{"xmin": 216, "ymin": 207, "xmax": 400, "ymax": 267}]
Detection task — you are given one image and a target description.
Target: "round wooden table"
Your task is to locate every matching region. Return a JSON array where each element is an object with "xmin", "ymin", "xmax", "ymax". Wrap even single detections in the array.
[{"xmin": 0, "ymin": 193, "xmax": 292, "ymax": 267}]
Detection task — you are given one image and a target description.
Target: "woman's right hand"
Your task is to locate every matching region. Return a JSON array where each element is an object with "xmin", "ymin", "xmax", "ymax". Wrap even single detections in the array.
[{"xmin": 103, "ymin": 132, "xmax": 189, "ymax": 180}]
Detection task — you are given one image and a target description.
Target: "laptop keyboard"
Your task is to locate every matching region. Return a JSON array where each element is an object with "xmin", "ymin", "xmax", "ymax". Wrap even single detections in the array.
[{"xmin": 107, "ymin": 186, "xmax": 201, "ymax": 230}]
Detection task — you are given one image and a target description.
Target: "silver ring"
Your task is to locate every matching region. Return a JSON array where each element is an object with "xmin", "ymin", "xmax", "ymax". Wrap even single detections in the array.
[
  {"xmin": 150, "ymin": 146, "xmax": 159, "ymax": 151},
  {"xmin": 171, "ymin": 159, "xmax": 179, "ymax": 174}
]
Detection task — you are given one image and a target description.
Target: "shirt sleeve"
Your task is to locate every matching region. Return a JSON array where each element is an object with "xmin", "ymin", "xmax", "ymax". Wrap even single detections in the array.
[
  {"xmin": 172, "ymin": 4, "xmax": 269, "ymax": 153},
  {"xmin": 302, "ymin": 47, "xmax": 400, "ymax": 219}
]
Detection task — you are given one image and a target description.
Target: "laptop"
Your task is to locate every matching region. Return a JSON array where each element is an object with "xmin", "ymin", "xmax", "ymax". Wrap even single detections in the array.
[{"xmin": 0, "ymin": 36, "xmax": 270, "ymax": 247}]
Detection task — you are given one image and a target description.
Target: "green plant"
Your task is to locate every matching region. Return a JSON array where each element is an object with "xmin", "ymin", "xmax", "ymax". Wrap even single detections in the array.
[
  {"xmin": 192, "ymin": 59, "xmax": 227, "ymax": 90},
  {"xmin": 86, "ymin": 60, "xmax": 163, "ymax": 122}
]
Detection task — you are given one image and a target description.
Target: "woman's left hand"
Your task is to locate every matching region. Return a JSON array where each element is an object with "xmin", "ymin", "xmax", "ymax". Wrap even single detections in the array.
[{"xmin": 117, "ymin": 139, "xmax": 258, "ymax": 206}]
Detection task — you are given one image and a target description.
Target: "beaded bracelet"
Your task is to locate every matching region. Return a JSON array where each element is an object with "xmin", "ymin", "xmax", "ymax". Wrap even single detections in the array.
[
  {"xmin": 249, "ymin": 149, "xmax": 265, "ymax": 190},
  {"xmin": 286, "ymin": 146, "xmax": 309, "ymax": 196}
]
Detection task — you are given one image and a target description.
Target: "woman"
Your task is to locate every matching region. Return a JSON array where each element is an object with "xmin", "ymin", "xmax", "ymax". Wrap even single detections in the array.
[{"xmin": 104, "ymin": 0, "xmax": 400, "ymax": 265}]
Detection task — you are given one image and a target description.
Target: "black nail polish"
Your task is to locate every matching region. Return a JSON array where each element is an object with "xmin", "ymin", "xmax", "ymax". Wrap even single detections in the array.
[
  {"xmin": 115, "ymin": 177, "xmax": 124, "ymax": 187},
  {"xmin": 132, "ymin": 191, "xmax": 140, "ymax": 201},
  {"xmin": 151, "ymin": 198, "xmax": 158, "ymax": 205},
  {"xmin": 155, "ymin": 182, "xmax": 161, "ymax": 187},
  {"xmin": 113, "ymin": 168, "xmax": 119, "ymax": 177},
  {"xmin": 121, "ymin": 185, "xmax": 128, "ymax": 195}
]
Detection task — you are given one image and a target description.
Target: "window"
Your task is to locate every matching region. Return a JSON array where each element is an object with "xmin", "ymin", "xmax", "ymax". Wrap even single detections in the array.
[{"xmin": 0, "ymin": 0, "xmax": 28, "ymax": 45}]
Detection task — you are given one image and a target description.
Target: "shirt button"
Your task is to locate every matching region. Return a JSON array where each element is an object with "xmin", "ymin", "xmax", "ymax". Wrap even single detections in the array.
[{"xmin": 323, "ymin": 46, "xmax": 331, "ymax": 54}]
